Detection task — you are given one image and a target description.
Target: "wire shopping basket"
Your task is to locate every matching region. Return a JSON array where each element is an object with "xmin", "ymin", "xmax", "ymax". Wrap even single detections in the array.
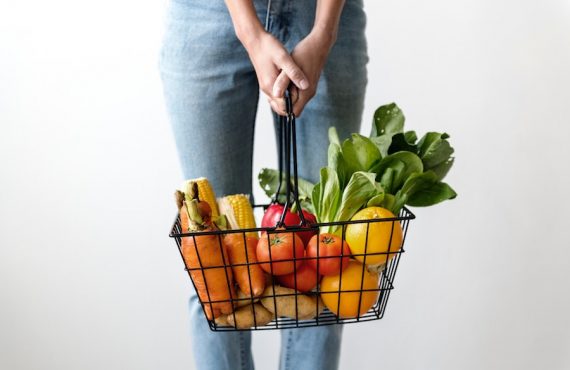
[{"xmin": 169, "ymin": 92, "xmax": 415, "ymax": 331}]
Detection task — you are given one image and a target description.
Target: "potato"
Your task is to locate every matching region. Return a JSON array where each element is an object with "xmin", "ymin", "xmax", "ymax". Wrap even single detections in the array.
[
  {"xmin": 260, "ymin": 284, "xmax": 324, "ymax": 320},
  {"xmin": 234, "ymin": 289, "xmax": 260, "ymax": 309},
  {"xmin": 214, "ymin": 315, "xmax": 230, "ymax": 327},
  {"xmin": 226, "ymin": 304, "xmax": 274, "ymax": 329}
]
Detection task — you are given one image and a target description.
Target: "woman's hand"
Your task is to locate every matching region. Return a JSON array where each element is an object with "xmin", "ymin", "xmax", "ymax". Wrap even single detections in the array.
[
  {"xmin": 241, "ymin": 31, "xmax": 309, "ymax": 105},
  {"xmin": 270, "ymin": 0, "xmax": 345, "ymax": 116},
  {"xmin": 224, "ymin": 0, "xmax": 345, "ymax": 117},
  {"xmin": 270, "ymin": 29, "xmax": 336, "ymax": 116},
  {"xmin": 224, "ymin": 0, "xmax": 309, "ymax": 105}
]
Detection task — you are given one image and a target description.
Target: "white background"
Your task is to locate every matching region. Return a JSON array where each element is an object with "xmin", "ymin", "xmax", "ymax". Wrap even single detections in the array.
[{"xmin": 1, "ymin": 0, "xmax": 569, "ymax": 369}]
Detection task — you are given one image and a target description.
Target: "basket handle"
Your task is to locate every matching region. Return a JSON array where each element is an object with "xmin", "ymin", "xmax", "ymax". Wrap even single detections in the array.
[{"xmin": 274, "ymin": 89, "xmax": 308, "ymax": 228}]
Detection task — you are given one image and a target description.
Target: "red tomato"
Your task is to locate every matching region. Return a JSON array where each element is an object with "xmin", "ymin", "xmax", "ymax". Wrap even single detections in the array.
[
  {"xmin": 306, "ymin": 233, "xmax": 351, "ymax": 276},
  {"xmin": 296, "ymin": 210, "xmax": 317, "ymax": 246},
  {"xmin": 256, "ymin": 232, "xmax": 305, "ymax": 275},
  {"xmin": 261, "ymin": 204, "xmax": 317, "ymax": 245},
  {"xmin": 261, "ymin": 204, "xmax": 299, "ymax": 228},
  {"xmin": 277, "ymin": 260, "xmax": 320, "ymax": 292}
]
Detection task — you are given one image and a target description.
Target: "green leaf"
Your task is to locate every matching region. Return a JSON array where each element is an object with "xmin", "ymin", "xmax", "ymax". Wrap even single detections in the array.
[
  {"xmin": 404, "ymin": 131, "xmax": 418, "ymax": 144},
  {"xmin": 328, "ymin": 126, "xmax": 341, "ymax": 146},
  {"xmin": 369, "ymin": 151, "xmax": 424, "ymax": 194},
  {"xmin": 332, "ymin": 172, "xmax": 381, "ymax": 233},
  {"xmin": 312, "ymin": 183, "xmax": 321, "ymax": 220},
  {"xmin": 258, "ymin": 168, "xmax": 314, "ymax": 202},
  {"xmin": 327, "ymin": 143, "xmax": 349, "ymax": 189},
  {"xmin": 370, "ymin": 135, "xmax": 392, "ymax": 158},
  {"xmin": 296, "ymin": 176, "xmax": 315, "ymax": 202},
  {"xmin": 341, "ymin": 134, "xmax": 381, "ymax": 174},
  {"xmin": 396, "ymin": 171, "xmax": 437, "ymax": 202},
  {"xmin": 316, "ymin": 167, "xmax": 341, "ymax": 226},
  {"xmin": 380, "ymin": 194, "xmax": 396, "ymax": 212},
  {"xmin": 407, "ymin": 182, "xmax": 457, "ymax": 207},
  {"xmin": 378, "ymin": 167, "xmax": 396, "ymax": 194},
  {"xmin": 417, "ymin": 132, "xmax": 454, "ymax": 170},
  {"xmin": 366, "ymin": 193, "xmax": 385, "ymax": 207},
  {"xmin": 393, "ymin": 171, "xmax": 457, "ymax": 213},
  {"xmin": 430, "ymin": 157, "xmax": 455, "ymax": 181},
  {"xmin": 388, "ymin": 133, "xmax": 418, "ymax": 154},
  {"xmin": 370, "ymin": 103, "xmax": 405, "ymax": 137},
  {"xmin": 300, "ymin": 200, "xmax": 316, "ymax": 215},
  {"xmin": 258, "ymin": 168, "xmax": 282, "ymax": 198}
]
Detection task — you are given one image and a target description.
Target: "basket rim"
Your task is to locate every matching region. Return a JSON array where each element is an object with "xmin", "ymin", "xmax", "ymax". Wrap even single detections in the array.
[{"xmin": 169, "ymin": 205, "xmax": 415, "ymax": 238}]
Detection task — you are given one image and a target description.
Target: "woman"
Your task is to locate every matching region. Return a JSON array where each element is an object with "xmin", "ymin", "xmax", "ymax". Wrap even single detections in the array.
[{"xmin": 160, "ymin": 0, "xmax": 367, "ymax": 369}]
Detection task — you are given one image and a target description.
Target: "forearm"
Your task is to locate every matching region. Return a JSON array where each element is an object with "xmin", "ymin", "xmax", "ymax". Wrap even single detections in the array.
[
  {"xmin": 312, "ymin": 0, "xmax": 346, "ymax": 47},
  {"xmin": 224, "ymin": 0, "xmax": 265, "ymax": 47}
]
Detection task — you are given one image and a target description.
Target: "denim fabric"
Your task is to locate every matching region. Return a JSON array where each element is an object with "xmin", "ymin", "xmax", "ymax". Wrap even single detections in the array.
[{"xmin": 160, "ymin": 0, "xmax": 367, "ymax": 369}]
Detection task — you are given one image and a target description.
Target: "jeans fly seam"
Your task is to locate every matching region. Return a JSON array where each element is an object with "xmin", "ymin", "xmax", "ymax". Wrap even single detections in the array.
[
  {"xmin": 239, "ymin": 332, "xmax": 247, "ymax": 370},
  {"xmin": 284, "ymin": 330, "xmax": 293, "ymax": 370}
]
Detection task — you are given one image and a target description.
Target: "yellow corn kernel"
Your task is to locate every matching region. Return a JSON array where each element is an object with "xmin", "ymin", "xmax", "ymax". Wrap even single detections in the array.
[
  {"xmin": 181, "ymin": 178, "xmax": 219, "ymax": 219},
  {"xmin": 219, "ymin": 194, "xmax": 258, "ymax": 239}
]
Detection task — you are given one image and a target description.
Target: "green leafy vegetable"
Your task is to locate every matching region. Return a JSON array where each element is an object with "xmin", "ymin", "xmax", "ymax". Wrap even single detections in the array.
[
  {"xmin": 408, "ymin": 181, "xmax": 457, "ymax": 207},
  {"xmin": 430, "ymin": 157, "xmax": 455, "ymax": 181},
  {"xmin": 388, "ymin": 132, "xmax": 418, "ymax": 154},
  {"xmin": 393, "ymin": 171, "xmax": 457, "ymax": 213},
  {"xmin": 417, "ymin": 132, "xmax": 454, "ymax": 171},
  {"xmin": 258, "ymin": 101, "xmax": 457, "ymax": 227},
  {"xmin": 377, "ymin": 166, "xmax": 395, "ymax": 193},
  {"xmin": 328, "ymin": 171, "xmax": 382, "ymax": 234},
  {"xmin": 258, "ymin": 168, "xmax": 315, "ymax": 212},
  {"xmin": 327, "ymin": 142, "xmax": 349, "ymax": 189},
  {"xmin": 328, "ymin": 126, "xmax": 341, "ymax": 146},
  {"xmin": 313, "ymin": 167, "xmax": 341, "ymax": 225},
  {"xmin": 366, "ymin": 193, "xmax": 385, "ymax": 207},
  {"xmin": 379, "ymin": 193, "xmax": 396, "ymax": 212},
  {"xmin": 369, "ymin": 152, "xmax": 423, "ymax": 194},
  {"xmin": 404, "ymin": 131, "xmax": 418, "ymax": 144},
  {"xmin": 341, "ymin": 134, "xmax": 381, "ymax": 175},
  {"xmin": 369, "ymin": 135, "xmax": 392, "ymax": 158},
  {"xmin": 370, "ymin": 103, "xmax": 405, "ymax": 137},
  {"xmin": 311, "ymin": 183, "xmax": 321, "ymax": 217}
]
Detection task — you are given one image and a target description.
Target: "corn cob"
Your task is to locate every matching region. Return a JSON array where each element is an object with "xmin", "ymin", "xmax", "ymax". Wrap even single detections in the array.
[
  {"xmin": 180, "ymin": 178, "xmax": 220, "ymax": 219},
  {"xmin": 218, "ymin": 194, "xmax": 258, "ymax": 239}
]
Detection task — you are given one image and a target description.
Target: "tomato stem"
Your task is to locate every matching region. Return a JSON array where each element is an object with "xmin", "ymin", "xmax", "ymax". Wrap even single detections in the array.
[{"xmin": 270, "ymin": 235, "xmax": 284, "ymax": 246}]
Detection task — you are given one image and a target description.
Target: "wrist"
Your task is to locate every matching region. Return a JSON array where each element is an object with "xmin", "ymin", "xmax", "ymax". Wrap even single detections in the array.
[
  {"xmin": 235, "ymin": 21, "xmax": 266, "ymax": 48},
  {"xmin": 310, "ymin": 23, "xmax": 338, "ymax": 50}
]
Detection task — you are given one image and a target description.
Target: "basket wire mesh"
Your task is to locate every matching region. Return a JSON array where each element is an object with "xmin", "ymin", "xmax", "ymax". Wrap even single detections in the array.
[{"xmin": 170, "ymin": 207, "xmax": 413, "ymax": 331}]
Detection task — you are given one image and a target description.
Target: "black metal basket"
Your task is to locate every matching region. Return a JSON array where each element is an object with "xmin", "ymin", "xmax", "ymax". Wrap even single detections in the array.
[
  {"xmin": 169, "ymin": 91, "xmax": 415, "ymax": 331},
  {"xmin": 169, "ymin": 207, "xmax": 414, "ymax": 331}
]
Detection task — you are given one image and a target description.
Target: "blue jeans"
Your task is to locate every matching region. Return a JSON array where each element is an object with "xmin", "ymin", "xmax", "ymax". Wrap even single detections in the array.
[{"xmin": 160, "ymin": 0, "xmax": 368, "ymax": 369}]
